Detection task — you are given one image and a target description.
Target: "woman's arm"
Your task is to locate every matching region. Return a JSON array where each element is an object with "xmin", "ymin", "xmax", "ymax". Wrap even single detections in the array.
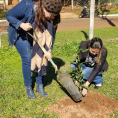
[
  {"xmin": 82, "ymin": 50, "xmax": 107, "ymax": 97},
  {"xmin": 82, "ymin": 81, "xmax": 90, "ymax": 96},
  {"xmin": 87, "ymin": 49, "xmax": 107, "ymax": 83},
  {"xmin": 6, "ymin": 0, "xmax": 32, "ymax": 31}
]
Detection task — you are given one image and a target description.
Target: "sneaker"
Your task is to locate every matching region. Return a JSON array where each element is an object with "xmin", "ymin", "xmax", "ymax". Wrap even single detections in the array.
[{"xmin": 94, "ymin": 84, "xmax": 102, "ymax": 89}]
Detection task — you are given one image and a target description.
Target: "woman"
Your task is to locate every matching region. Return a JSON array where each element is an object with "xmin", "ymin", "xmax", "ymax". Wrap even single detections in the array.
[
  {"xmin": 71, "ymin": 37, "xmax": 108, "ymax": 97},
  {"xmin": 6, "ymin": 0, "xmax": 62, "ymax": 99}
]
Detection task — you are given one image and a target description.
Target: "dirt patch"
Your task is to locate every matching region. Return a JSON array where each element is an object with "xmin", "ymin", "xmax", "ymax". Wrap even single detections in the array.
[
  {"xmin": 106, "ymin": 38, "xmax": 118, "ymax": 41},
  {"xmin": 0, "ymin": 26, "xmax": 8, "ymax": 33},
  {"xmin": 60, "ymin": 12, "xmax": 78, "ymax": 19},
  {"xmin": 47, "ymin": 91, "xmax": 118, "ymax": 118}
]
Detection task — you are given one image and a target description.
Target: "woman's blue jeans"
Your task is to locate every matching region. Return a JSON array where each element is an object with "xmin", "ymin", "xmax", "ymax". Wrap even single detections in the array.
[
  {"xmin": 15, "ymin": 37, "xmax": 43, "ymax": 86},
  {"xmin": 71, "ymin": 63, "xmax": 103, "ymax": 85}
]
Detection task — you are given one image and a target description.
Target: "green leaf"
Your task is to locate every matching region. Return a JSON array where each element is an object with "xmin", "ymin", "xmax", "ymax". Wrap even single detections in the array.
[
  {"xmin": 77, "ymin": 59, "xmax": 80, "ymax": 62},
  {"xmin": 75, "ymin": 76, "xmax": 79, "ymax": 79},
  {"xmin": 81, "ymin": 49, "xmax": 88, "ymax": 52},
  {"xmin": 72, "ymin": 68, "xmax": 76, "ymax": 71},
  {"xmin": 80, "ymin": 67, "xmax": 83, "ymax": 72},
  {"xmin": 81, "ymin": 85, "xmax": 88, "ymax": 90},
  {"xmin": 71, "ymin": 61, "xmax": 76, "ymax": 64}
]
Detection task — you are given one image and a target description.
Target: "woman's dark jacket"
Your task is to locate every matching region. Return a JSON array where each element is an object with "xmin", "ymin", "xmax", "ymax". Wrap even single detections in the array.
[{"xmin": 79, "ymin": 41, "xmax": 108, "ymax": 83}]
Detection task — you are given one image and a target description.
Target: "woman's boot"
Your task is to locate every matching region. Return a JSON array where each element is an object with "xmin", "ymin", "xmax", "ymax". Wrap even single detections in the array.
[
  {"xmin": 26, "ymin": 86, "xmax": 35, "ymax": 99},
  {"xmin": 36, "ymin": 84, "xmax": 48, "ymax": 97}
]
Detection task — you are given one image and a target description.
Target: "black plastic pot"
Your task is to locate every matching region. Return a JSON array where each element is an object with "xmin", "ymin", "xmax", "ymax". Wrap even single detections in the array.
[{"xmin": 58, "ymin": 72, "xmax": 83, "ymax": 102}]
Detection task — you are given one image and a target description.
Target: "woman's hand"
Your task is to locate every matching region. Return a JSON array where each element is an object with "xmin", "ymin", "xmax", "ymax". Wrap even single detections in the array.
[
  {"xmin": 20, "ymin": 23, "xmax": 32, "ymax": 31},
  {"xmin": 45, "ymin": 50, "xmax": 52, "ymax": 60},
  {"xmin": 82, "ymin": 81, "xmax": 90, "ymax": 97},
  {"xmin": 82, "ymin": 88, "xmax": 88, "ymax": 97}
]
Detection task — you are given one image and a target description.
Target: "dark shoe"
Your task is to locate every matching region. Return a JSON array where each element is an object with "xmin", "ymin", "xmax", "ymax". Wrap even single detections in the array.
[
  {"xmin": 26, "ymin": 86, "xmax": 35, "ymax": 99},
  {"xmin": 36, "ymin": 84, "xmax": 48, "ymax": 97},
  {"xmin": 94, "ymin": 84, "xmax": 102, "ymax": 89}
]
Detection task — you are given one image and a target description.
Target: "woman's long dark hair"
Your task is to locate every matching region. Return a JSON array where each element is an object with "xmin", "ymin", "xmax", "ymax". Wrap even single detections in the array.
[
  {"xmin": 88, "ymin": 37, "xmax": 105, "ymax": 65},
  {"xmin": 34, "ymin": 0, "xmax": 61, "ymax": 30}
]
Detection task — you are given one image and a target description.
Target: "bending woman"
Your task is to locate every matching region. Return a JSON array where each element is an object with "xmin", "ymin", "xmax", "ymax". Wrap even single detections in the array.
[
  {"xmin": 6, "ymin": 0, "xmax": 62, "ymax": 99},
  {"xmin": 71, "ymin": 37, "xmax": 108, "ymax": 96}
]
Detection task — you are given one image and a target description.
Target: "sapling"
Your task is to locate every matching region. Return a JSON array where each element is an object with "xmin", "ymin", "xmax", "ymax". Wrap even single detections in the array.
[{"xmin": 70, "ymin": 47, "xmax": 88, "ymax": 92}]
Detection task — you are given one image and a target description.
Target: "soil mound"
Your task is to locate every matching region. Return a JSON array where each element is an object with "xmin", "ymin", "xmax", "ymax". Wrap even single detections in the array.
[{"xmin": 48, "ymin": 91, "xmax": 118, "ymax": 118}]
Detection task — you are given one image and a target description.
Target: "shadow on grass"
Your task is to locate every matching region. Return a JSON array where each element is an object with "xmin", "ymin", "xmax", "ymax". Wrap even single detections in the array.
[
  {"xmin": 31, "ymin": 57, "xmax": 65, "ymax": 88},
  {"xmin": 81, "ymin": 31, "xmax": 89, "ymax": 40},
  {"xmin": 102, "ymin": 17, "xmax": 116, "ymax": 26},
  {"xmin": 44, "ymin": 57, "xmax": 65, "ymax": 85},
  {"xmin": 31, "ymin": 57, "xmax": 82, "ymax": 101},
  {"xmin": 45, "ymin": 57, "xmax": 80, "ymax": 100},
  {"xmin": 99, "ymin": 6, "xmax": 116, "ymax": 27},
  {"xmin": 31, "ymin": 57, "xmax": 73, "ymax": 98}
]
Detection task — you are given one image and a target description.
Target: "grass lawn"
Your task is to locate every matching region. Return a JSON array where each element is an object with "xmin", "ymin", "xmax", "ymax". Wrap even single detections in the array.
[
  {"xmin": 0, "ymin": 9, "xmax": 8, "ymax": 20},
  {"xmin": 72, "ymin": 7, "xmax": 118, "ymax": 15},
  {"xmin": 0, "ymin": 27, "xmax": 118, "ymax": 117}
]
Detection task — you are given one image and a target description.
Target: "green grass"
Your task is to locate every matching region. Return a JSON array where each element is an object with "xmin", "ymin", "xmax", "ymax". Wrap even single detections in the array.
[
  {"xmin": 107, "ymin": 7, "xmax": 118, "ymax": 14},
  {"xmin": 72, "ymin": 7, "xmax": 118, "ymax": 15},
  {"xmin": 0, "ymin": 9, "xmax": 8, "ymax": 20},
  {"xmin": 0, "ymin": 27, "xmax": 118, "ymax": 117}
]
